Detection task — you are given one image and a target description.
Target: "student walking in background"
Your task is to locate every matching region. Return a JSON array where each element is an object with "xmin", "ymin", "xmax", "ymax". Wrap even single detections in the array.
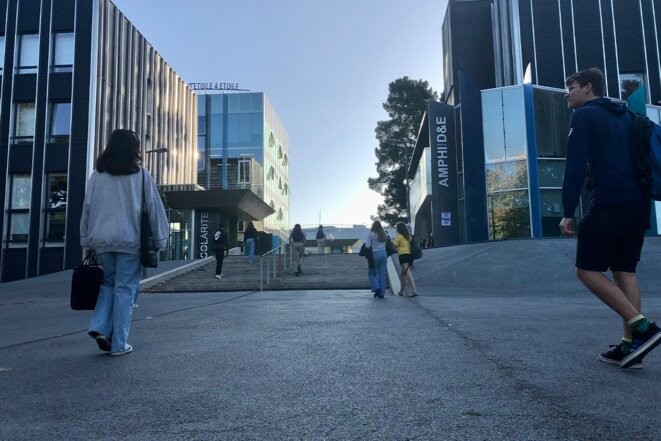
[
  {"xmin": 213, "ymin": 223, "xmax": 229, "ymax": 279},
  {"xmin": 394, "ymin": 222, "xmax": 417, "ymax": 297},
  {"xmin": 365, "ymin": 221, "xmax": 388, "ymax": 299},
  {"xmin": 81, "ymin": 129, "xmax": 168, "ymax": 357},
  {"xmin": 289, "ymin": 224, "xmax": 306, "ymax": 276},
  {"xmin": 316, "ymin": 225, "xmax": 327, "ymax": 255},
  {"xmin": 560, "ymin": 68, "xmax": 661, "ymax": 369},
  {"xmin": 244, "ymin": 221, "xmax": 258, "ymax": 264}
]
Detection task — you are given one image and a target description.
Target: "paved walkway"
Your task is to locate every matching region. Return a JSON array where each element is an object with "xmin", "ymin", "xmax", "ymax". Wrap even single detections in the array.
[{"xmin": 1, "ymin": 238, "xmax": 661, "ymax": 440}]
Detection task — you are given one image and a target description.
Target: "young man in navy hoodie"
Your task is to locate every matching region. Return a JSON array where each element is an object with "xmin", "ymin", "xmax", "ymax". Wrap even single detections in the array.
[{"xmin": 560, "ymin": 68, "xmax": 661, "ymax": 369}]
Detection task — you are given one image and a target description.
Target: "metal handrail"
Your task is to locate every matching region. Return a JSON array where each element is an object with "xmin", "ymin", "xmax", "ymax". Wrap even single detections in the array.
[{"xmin": 259, "ymin": 242, "xmax": 292, "ymax": 291}]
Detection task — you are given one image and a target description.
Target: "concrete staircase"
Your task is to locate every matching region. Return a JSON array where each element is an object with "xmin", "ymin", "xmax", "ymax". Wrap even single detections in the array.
[{"xmin": 144, "ymin": 253, "xmax": 372, "ymax": 292}]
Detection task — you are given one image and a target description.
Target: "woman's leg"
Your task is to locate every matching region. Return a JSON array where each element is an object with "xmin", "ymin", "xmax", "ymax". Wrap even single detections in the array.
[
  {"xmin": 399, "ymin": 263, "xmax": 409, "ymax": 294},
  {"xmin": 89, "ymin": 252, "xmax": 116, "ymax": 338},
  {"xmin": 110, "ymin": 253, "xmax": 141, "ymax": 353},
  {"xmin": 406, "ymin": 266, "xmax": 417, "ymax": 294},
  {"xmin": 368, "ymin": 263, "xmax": 377, "ymax": 291},
  {"xmin": 375, "ymin": 251, "xmax": 388, "ymax": 296},
  {"xmin": 248, "ymin": 238, "xmax": 255, "ymax": 263}
]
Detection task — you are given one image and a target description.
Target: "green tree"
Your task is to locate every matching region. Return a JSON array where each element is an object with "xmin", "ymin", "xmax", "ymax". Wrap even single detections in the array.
[{"xmin": 368, "ymin": 77, "xmax": 437, "ymax": 226}]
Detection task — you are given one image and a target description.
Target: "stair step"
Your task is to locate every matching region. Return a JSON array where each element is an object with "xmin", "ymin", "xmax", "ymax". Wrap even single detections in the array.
[{"xmin": 145, "ymin": 254, "xmax": 372, "ymax": 292}]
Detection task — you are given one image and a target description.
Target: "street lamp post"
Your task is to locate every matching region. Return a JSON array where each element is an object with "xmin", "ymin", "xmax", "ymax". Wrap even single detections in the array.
[
  {"xmin": 144, "ymin": 147, "xmax": 169, "ymax": 185},
  {"xmin": 144, "ymin": 146, "xmax": 170, "ymax": 264}
]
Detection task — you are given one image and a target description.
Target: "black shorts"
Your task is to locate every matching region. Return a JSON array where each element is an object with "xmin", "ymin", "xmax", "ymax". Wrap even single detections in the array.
[
  {"xmin": 399, "ymin": 253, "xmax": 413, "ymax": 266},
  {"xmin": 576, "ymin": 202, "xmax": 648, "ymax": 273}
]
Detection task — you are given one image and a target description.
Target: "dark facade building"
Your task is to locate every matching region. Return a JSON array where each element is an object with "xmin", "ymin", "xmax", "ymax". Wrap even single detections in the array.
[
  {"xmin": 0, "ymin": 0, "xmax": 197, "ymax": 282},
  {"xmin": 410, "ymin": 0, "xmax": 661, "ymax": 246}
]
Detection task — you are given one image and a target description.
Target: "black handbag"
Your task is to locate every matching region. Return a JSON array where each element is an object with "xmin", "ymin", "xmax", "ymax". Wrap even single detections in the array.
[
  {"xmin": 140, "ymin": 169, "xmax": 159, "ymax": 268},
  {"xmin": 385, "ymin": 237, "xmax": 397, "ymax": 256},
  {"xmin": 70, "ymin": 254, "xmax": 104, "ymax": 310}
]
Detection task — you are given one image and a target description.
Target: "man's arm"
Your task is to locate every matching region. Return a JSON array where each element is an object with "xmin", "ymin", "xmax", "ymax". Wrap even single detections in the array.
[{"xmin": 561, "ymin": 111, "xmax": 590, "ymax": 219}]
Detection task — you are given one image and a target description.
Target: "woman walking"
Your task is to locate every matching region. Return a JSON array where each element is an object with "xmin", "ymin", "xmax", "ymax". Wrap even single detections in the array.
[
  {"xmin": 289, "ymin": 224, "xmax": 306, "ymax": 276},
  {"xmin": 365, "ymin": 221, "xmax": 388, "ymax": 298},
  {"xmin": 81, "ymin": 129, "xmax": 168, "ymax": 356},
  {"xmin": 394, "ymin": 222, "xmax": 417, "ymax": 297},
  {"xmin": 244, "ymin": 221, "xmax": 258, "ymax": 264}
]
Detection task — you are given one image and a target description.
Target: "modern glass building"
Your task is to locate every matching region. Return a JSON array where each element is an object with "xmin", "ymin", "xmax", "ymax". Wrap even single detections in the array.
[
  {"xmin": 0, "ymin": 0, "xmax": 197, "ymax": 282},
  {"xmin": 408, "ymin": 0, "xmax": 661, "ymax": 246},
  {"xmin": 187, "ymin": 92, "xmax": 288, "ymax": 254}
]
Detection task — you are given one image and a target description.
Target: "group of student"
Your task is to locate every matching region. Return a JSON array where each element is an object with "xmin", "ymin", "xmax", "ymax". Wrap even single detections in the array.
[{"xmin": 362, "ymin": 221, "xmax": 417, "ymax": 299}]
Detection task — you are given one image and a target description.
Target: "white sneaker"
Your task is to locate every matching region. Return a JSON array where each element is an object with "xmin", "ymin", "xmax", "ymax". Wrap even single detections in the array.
[
  {"xmin": 215, "ymin": 274, "xmax": 221, "ymax": 279},
  {"xmin": 110, "ymin": 345, "xmax": 133, "ymax": 357}
]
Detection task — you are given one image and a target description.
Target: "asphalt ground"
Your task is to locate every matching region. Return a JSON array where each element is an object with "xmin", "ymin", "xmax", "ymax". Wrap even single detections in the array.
[{"xmin": 1, "ymin": 238, "xmax": 661, "ymax": 440}]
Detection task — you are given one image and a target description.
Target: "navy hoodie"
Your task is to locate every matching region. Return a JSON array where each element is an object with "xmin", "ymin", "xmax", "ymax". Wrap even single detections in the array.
[{"xmin": 561, "ymin": 97, "xmax": 645, "ymax": 218}]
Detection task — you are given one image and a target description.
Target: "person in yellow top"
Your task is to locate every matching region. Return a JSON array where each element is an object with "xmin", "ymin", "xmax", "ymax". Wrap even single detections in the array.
[{"xmin": 394, "ymin": 222, "xmax": 417, "ymax": 297}]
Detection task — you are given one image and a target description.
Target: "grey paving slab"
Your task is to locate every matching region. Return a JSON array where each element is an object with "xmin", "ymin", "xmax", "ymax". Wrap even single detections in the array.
[{"xmin": 1, "ymin": 238, "xmax": 661, "ymax": 440}]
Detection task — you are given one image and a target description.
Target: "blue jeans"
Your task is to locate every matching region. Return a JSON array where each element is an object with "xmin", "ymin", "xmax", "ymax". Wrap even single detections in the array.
[
  {"xmin": 89, "ymin": 252, "xmax": 141, "ymax": 352},
  {"xmin": 371, "ymin": 249, "xmax": 387, "ymax": 294},
  {"xmin": 246, "ymin": 238, "xmax": 255, "ymax": 263}
]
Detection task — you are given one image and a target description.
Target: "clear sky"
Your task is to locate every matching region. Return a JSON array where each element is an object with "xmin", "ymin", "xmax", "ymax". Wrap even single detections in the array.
[{"xmin": 112, "ymin": 0, "xmax": 448, "ymax": 228}]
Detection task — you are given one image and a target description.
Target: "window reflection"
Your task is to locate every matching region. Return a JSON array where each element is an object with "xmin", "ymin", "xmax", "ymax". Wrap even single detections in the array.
[
  {"xmin": 502, "ymin": 87, "xmax": 526, "ymax": 159},
  {"xmin": 537, "ymin": 159, "xmax": 565, "ymax": 187},
  {"xmin": 482, "ymin": 90, "xmax": 505, "ymax": 162},
  {"xmin": 540, "ymin": 189, "xmax": 563, "ymax": 237},
  {"xmin": 533, "ymin": 87, "xmax": 570, "ymax": 158},
  {"xmin": 485, "ymin": 160, "xmax": 528, "ymax": 192},
  {"xmin": 487, "ymin": 190, "xmax": 531, "ymax": 240}
]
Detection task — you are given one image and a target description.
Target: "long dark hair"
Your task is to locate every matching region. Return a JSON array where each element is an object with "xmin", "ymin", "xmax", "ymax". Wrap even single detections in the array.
[
  {"xmin": 370, "ymin": 221, "xmax": 387, "ymax": 242},
  {"xmin": 245, "ymin": 221, "xmax": 256, "ymax": 233},
  {"xmin": 396, "ymin": 222, "xmax": 411, "ymax": 241},
  {"xmin": 95, "ymin": 129, "xmax": 142, "ymax": 175}
]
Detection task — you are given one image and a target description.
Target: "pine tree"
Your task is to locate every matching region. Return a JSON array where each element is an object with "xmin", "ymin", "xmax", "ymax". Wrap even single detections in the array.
[{"xmin": 368, "ymin": 77, "xmax": 437, "ymax": 226}]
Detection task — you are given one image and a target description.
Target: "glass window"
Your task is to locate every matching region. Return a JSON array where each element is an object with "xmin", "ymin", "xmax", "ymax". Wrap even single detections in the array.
[
  {"xmin": 49, "ymin": 102, "xmax": 71, "ymax": 142},
  {"xmin": 197, "ymin": 116, "xmax": 206, "ymax": 135},
  {"xmin": 210, "ymin": 95, "xmax": 224, "ymax": 114},
  {"xmin": 8, "ymin": 175, "xmax": 31, "ymax": 246},
  {"xmin": 619, "ymin": 73, "xmax": 646, "ymax": 101},
  {"xmin": 487, "ymin": 190, "xmax": 531, "ymax": 240},
  {"xmin": 209, "ymin": 115, "xmax": 223, "ymax": 148},
  {"xmin": 52, "ymin": 32, "xmax": 74, "ymax": 72},
  {"xmin": 537, "ymin": 159, "xmax": 565, "ymax": 188},
  {"xmin": 534, "ymin": 88, "xmax": 570, "ymax": 158},
  {"xmin": 482, "ymin": 90, "xmax": 505, "ymax": 162},
  {"xmin": 17, "ymin": 34, "xmax": 39, "ymax": 74},
  {"xmin": 11, "ymin": 175, "xmax": 31, "ymax": 209},
  {"xmin": 14, "ymin": 102, "xmax": 36, "ymax": 142},
  {"xmin": 9, "ymin": 213, "xmax": 30, "ymax": 243},
  {"xmin": 502, "ymin": 87, "xmax": 527, "ymax": 160},
  {"xmin": 197, "ymin": 96, "xmax": 206, "ymax": 116},
  {"xmin": 0, "ymin": 36, "xmax": 5, "ymax": 72},
  {"xmin": 540, "ymin": 189, "xmax": 563, "ymax": 238},
  {"xmin": 485, "ymin": 160, "xmax": 528, "ymax": 192},
  {"xmin": 47, "ymin": 174, "xmax": 67, "ymax": 208},
  {"xmin": 44, "ymin": 174, "xmax": 67, "ymax": 244},
  {"xmin": 46, "ymin": 211, "xmax": 65, "ymax": 243},
  {"xmin": 238, "ymin": 159, "xmax": 251, "ymax": 184}
]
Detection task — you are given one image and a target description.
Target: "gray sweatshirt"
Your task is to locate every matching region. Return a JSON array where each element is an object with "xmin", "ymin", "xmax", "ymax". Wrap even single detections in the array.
[
  {"xmin": 80, "ymin": 168, "xmax": 169, "ymax": 255},
  {"xmin": 365, "ymin": 231, "xmax": 386, "ymax": 251}
]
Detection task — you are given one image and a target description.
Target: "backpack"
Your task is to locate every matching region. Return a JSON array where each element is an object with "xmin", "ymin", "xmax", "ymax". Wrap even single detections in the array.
[
  {"xmin": 410, "ymin": 237, "xmax": 423, "ymax": 260},
  {"xmin": 630, "ymin": 113, "xmax": 661, "ymax": 200},
  {"xmin": 213, "ymin": 229, "xmax": 227, "ymax": 249},
  {"xmin": 291, "ymin": 229, "xmax": 305, "ymax": 242}
]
